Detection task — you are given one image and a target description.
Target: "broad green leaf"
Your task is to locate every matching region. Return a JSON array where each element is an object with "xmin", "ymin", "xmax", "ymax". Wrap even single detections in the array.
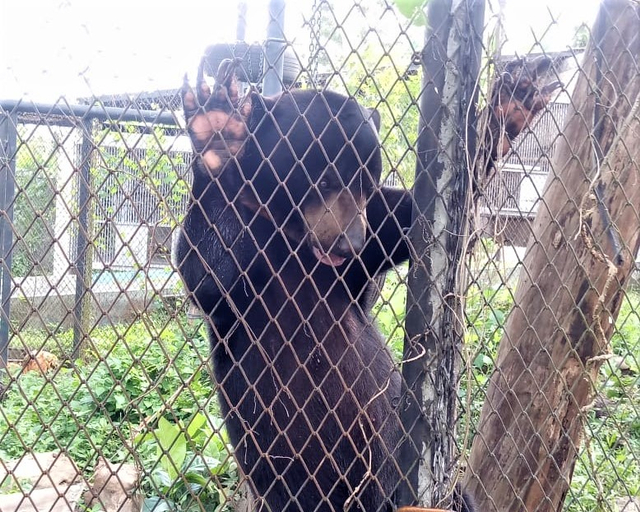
[
  {"xmin": 152, "ymin": 468, "xmax": 172, "ymax": 488},
  {"xmin": 394, "ymin": 0, "xmax": 428, "ymax": 25},
  {"xmin": 186, "ymin": 412, "xmax": 207, "ymax": 439},
  {"xmin": 184, "ymin": 471, "xmax": 209, "ymax": 487},
  {"xmin": 142, "ymin": 497, "xmax": 173, "ymax": 512},
  {"xmin": 157, "ymin": 417, "xmax": 187, "ymax": 479},
  {"xmin": 134, "ymin": 431, "xmax": 156, "ymax": 444}
]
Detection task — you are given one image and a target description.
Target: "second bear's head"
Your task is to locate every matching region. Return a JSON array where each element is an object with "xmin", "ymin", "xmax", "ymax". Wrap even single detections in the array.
[{"xmin": 237, "ymin": 89, "xmax": 383, "ymax": 267}]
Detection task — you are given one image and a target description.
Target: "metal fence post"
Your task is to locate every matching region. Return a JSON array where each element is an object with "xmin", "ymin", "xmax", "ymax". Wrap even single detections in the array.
[
  {"xmin": 0, "ymin": 113, "xmax": 17, "ymax": 370},
  {"xmin": 263, "ymin": 0, "xmax": 287, "ymax": 95},
  {"xmin": 72, "ymin": 118, "xmax": 94, "ymax": 358},
  {"xmin": 400, "ymin": 0, "xmax": 484, "ymax": 507},
  {"xmin": 237, "ymin": 1, "xmax": 248, "ymax": 41}
]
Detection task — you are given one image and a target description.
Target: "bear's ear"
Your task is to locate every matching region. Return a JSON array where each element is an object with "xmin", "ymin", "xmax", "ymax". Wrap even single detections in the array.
[
  {"xmin": 504, "ymin": 57, "xmax": 524, "ymax": 75},
  {"xmin": 530, "ymin": 55, "xmax": 552, "ymax": 79},
  {"xmin": 367, "ymin": 108, "xmax": 381, "ymax": 133}
]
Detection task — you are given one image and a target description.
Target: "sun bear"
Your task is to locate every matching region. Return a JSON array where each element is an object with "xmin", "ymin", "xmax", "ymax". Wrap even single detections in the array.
[{"xmin": 176, "ymin": 59, "xmax": 473, "ymax": 512}]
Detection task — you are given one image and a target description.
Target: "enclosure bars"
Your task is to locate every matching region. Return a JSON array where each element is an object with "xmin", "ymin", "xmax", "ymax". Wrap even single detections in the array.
[{"xmin": 0, "ymin": 100, "xmax": 177, "ymax": 366}]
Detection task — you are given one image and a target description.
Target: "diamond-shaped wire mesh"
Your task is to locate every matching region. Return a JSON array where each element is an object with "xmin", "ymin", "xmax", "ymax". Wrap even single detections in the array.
[{"xmin": 0, "ymin": 1, "xmax": 638, "ymax": 512}]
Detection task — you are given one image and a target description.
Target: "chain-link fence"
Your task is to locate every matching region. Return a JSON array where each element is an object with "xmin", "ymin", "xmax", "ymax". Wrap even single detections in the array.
[{"xmin": 0, "ymin": 0, "xmax": 638, "ymax": 511}]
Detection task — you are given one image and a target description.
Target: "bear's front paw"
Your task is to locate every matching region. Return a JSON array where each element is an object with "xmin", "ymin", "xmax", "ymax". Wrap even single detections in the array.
[{"xmin": 182, "ymin": 58, "xmax": 253, "ymax": 176}]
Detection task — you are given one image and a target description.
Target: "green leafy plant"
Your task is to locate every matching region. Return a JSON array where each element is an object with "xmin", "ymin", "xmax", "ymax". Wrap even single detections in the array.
[
  {"xmin": 93, "ymin": 125, "xmax": 189, "ymax": 229},
  {"xmin": 1, "ymin": 312, "xmax": 241, "ymax": 508},
  {"xmin": 372, "ymin": 264, "xmax": 409, "ymax": 360},
  {"xmin": 393, "ymin": 0, "xmax": 428, "ymax": 26},
  {"xmin": 342, "ymin": 47, "xmax": 422, "ymax": 187},
  {"xmin": 12, "ymin": 134, "xmax": 58, "ymax": 277},
  {"xmin": 137, "ymin": 414, "xmax": 239, "ymax": 512},
  {"xmin": 0, "ymin": 313, "xmax": 213, "ymax": 465}
]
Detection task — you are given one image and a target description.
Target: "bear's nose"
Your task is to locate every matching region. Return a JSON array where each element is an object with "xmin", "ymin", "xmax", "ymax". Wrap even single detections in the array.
[{"xmin": 334, "ymin": 217, "xmax": 366, "ymax": 257}]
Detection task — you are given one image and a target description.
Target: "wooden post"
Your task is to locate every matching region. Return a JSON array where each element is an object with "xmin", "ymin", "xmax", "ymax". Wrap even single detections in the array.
[{"xmin": 464, "ymin": 1, "xmax": 640, "ymax": 510}]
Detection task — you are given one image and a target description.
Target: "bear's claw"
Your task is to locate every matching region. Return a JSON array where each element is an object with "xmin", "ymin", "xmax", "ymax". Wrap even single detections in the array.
[{"xmin": 182, "ymin": 58, "xmax": 253, "ymax": 177}]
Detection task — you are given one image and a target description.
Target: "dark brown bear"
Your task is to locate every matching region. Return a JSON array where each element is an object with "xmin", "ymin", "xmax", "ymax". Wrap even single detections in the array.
[{"xmin": 176, "ymin": 60, "xmax": 474, "ymax": 512}]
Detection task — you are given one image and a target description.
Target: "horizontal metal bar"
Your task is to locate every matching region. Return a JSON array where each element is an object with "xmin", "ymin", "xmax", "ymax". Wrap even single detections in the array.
[{"xmin": 0, "ymin": 98, "xmax": 179, "ymax": 126}]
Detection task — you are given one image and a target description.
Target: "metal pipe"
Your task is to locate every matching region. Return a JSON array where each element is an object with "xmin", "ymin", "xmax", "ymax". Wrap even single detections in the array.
[
  {"xmin": 262, "ymin": 0, "xmax": 287, "ymax": 96},
  {"xmin": 72, "ymin": 119, "xmax": 94, "ymax": 358},
  {"xmin": 0, "ymin": 99, "xmax": 177, "ymax": 126},
  {"xmin": 237, "ymin": 1, "xmax": 248, "ymax": 41}
]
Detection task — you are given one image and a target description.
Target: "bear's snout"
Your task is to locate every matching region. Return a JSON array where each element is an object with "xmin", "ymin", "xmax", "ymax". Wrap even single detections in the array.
[
  {"xmin": 304, "ymin": 192, "xmax": 367, "ymax": 261},
  {"xmin": 334, "ymin": 215, "xmax": 366, "ymax": 256}
]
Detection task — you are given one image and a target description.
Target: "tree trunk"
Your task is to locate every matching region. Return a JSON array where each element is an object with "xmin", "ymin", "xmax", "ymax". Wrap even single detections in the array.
[{"xmin": 465, "ymin": 1, "xmax": 640, "ymax": 511}]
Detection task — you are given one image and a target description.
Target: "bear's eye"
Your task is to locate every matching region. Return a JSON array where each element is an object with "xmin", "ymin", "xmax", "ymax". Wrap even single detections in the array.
[{"xmin": 319, "ymin": 180, "xmax": 329, "ymax": 190}]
